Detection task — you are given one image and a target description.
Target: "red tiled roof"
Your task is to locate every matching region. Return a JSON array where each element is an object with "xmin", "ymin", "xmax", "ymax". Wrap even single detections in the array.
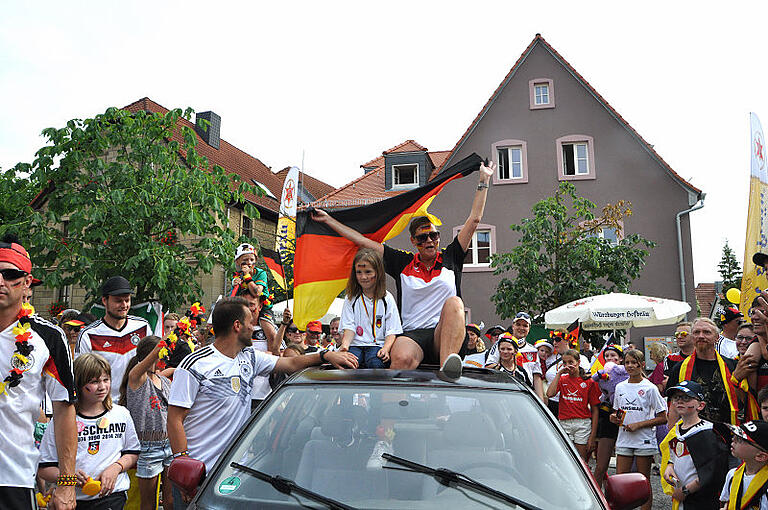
[
  {"xmin": 274, "ymin": 167, "xmax": 336, "ymax": 203},
  {"xmin": 123, "ymin": 97, "xmax": 283, "ymax": 213},
  {"xmin": 361, "ymin": 155, "xmax": 384, "ymax": 169},
  {"xmin": 434, "ymin": 35, "xmax": 702, "ymax": 195},
  {"xmin": 695, "ymin": 283, "xmax": 717, "ymax": 318},
  {"xmin": 382, "ymin": 139, "xmax": 428, "ymax": 154}
]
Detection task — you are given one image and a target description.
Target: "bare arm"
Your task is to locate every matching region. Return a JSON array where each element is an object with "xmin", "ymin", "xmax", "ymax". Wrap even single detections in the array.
[
  {"xmin": 311, "ymin": 209, "xmax": 383, "ymax": 254},
  {"xmin": 167, "ymin": 405, "xmax": 191, "ymax": 454},
  {"xmin": 274, "ymin": 350, "xmax": 359, "ymax": 373},
  {"xmin": 456, "ymin": 162, "xmax": 494, "ymax": 252},
  {"xmin": 533, "ymin": 374, "xmax": 545, "ymax": 402},
  {"xmin": 339, "ymin": 329, "xmax": 354, "ymax": 351},
  {"xmin": 51, "ymin": 401, "xmax": 77, "ymax": 510},
  {"xmin": 546, "ymin": 370, "xmax": 564, "ymax": 398},
  {"xmin": 128, "ymin": 341, "xmax": 164, "ymax": 390}
]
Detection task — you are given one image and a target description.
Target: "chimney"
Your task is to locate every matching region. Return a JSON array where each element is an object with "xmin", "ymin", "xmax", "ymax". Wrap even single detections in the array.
[{"xmin": 195, "ymin": 111, "xmax": 221, "ymax": 149}]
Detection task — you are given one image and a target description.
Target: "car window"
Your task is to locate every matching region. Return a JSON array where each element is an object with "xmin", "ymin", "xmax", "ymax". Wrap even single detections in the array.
[{"xmin": 197, "ymin": 385, "xmax": 601, "ymax": 509}]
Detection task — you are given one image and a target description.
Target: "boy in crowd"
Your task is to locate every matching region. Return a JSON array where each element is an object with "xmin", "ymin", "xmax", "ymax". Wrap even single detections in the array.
[
  {"xmin": 720, "ymin": 421, "xmax": 768, "ymax": 509},
  {"xmin": 231, "ymin": 243, "xmax": 277, "ymax": 352},
  {"xmin": 661, "ymin": 381, "xmax": 728, "ymax": 509}
]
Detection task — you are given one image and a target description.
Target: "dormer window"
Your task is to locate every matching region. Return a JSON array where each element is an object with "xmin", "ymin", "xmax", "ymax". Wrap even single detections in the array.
[
  {"xmin": 529, "ymin": 78, "xmax": 555, "ymax": 110},
  {"xmin": 392, "ymin": 164, "xmax": 418, "ymax": 188}
]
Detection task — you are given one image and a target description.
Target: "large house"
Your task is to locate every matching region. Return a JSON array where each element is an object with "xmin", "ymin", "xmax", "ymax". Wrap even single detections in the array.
[
  {"xmin": 31, "ymin": 97, "xmax": 335, "ymax": 315},
  {"xmin": 315, "ymin": 34, "xmax": 703, "ymax": 344}
]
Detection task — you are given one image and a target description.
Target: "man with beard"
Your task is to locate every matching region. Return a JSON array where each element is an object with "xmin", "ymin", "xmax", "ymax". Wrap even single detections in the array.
[
  {"xmin": 76, "ymin": 276, "xmax": 150, "ymax": 401},
  {"xmin": 168, "ymin": 297, "xmax": 358, "ymax": 505}
]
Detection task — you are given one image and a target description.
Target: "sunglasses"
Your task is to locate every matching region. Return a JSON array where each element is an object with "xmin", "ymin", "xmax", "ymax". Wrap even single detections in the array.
[
  {"xmin": 674, "ymin": 331, "xmax": 689, "ymax": 338},
  {"xmin": 287, "ymin": 327, "xmax": 299, "ymax": 333},
  {"xmin": 414, "ymin": 231, "xmax": 440, "ymax": 245},
  {"xmin": 0, "ymin": 268, "xmax": 28, "ymax": 281}
]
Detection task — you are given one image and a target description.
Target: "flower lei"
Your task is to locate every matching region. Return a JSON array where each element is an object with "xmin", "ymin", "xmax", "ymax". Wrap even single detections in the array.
[
  {"xmin": 0, "ymin": 302, "xmax": 35, "ymax": 396},
  {"xmin": 158, "ymin": 303, "xmax": 205, "ymax": 370}
]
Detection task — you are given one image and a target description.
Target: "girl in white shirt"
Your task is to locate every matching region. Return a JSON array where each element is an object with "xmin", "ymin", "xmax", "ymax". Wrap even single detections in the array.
[{"xmin": 340, "ymin": 248, "xmax": 402, "ymax": 368}]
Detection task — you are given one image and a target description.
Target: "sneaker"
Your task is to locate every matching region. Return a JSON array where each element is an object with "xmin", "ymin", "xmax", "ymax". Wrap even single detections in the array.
[
  {"xmin": 440, "ymin": 353, "xmax": 463, "ymax": 380},
  {"xmin": 367, "ymin": 440, "xmax": 393, "ymax": 469}
]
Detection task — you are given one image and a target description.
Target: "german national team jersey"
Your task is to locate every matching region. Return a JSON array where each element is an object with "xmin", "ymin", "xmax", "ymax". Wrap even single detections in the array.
[
  {"xmin": 169, "ymin": 345, "xmax": 278, "ymax": 471},
  {"xmin": 383, "ymin": 237, "xmax": 466, "ymax": 331},
  {"xmin": 39, "ymin": 405, "xmax": 140, "ymax": 500},
  {"xmin": 0, "ymin": 314, "xmax": 75, "ymax": 488},
  {"xmin": 76, "ymin": 316, "xmax": 150, "ymax": 401}
]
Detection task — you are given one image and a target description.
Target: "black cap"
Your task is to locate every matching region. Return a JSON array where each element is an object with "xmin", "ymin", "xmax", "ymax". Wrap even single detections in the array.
[
  {"xmin": 754, "ymin": 252, "xmax": 768, "ymax": 268},
  {"xmin": 667, "ymin": 380, "xmax": 704, "ymax": 400},
  {"xmin": 729, "ymin": 421, "xmax": 768, "ymax": 452},
  {"xmin": 719, "ymin": 307, "xmax": 744, "ymax": 325},
  {"xmin": 101, "ymin": 276, "xmax": 133, "ymax": 296}
]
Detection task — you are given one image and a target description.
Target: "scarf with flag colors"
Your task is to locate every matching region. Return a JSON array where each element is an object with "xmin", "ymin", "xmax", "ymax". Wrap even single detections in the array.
[
  {"xmin": 679, "ymin": 351, "xmax": 740, "ymax": 425},
  {"xmin": 261, "ymin": 247, "xmax": 286, "ymax": 290},
  {"xmin": 292, "ymin": 153, "xmax": 482, "ymax": 329},
  {"xmin": 727, "ymin": 462, "xmax": 768, "ymax": 510}
]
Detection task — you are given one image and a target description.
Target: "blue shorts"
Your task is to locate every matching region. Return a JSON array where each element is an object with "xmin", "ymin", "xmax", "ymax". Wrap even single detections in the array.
[
  {"xmin": 349, "ymin": 346, "xmax": 387, "ymax": 369},
  {"xmin": 137, "ymin": 439, "xmax": 173, "ymax": 479}
]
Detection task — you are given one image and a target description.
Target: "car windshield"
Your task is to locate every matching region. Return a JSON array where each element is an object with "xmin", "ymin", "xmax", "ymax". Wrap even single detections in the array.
[{"xmin": 196, "ymin": 383, "xmax": 601, "ymax": 509}]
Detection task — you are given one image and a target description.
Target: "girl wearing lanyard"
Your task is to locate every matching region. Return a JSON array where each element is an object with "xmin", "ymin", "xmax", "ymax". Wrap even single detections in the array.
[{"xmin": 339, "ymin": 249, "xmax": 403, "ymax": 368}]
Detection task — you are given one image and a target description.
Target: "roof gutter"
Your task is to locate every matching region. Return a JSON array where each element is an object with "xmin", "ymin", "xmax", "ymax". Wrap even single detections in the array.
[{"xmin": 676, "ymin": 194, "xmax": 705, "ymax": 306}]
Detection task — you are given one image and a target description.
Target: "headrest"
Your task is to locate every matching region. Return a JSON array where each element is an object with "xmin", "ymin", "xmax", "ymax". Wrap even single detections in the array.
[{"xmin": 443, "ymin": 412, "xmax": 498, "ymax": 448}]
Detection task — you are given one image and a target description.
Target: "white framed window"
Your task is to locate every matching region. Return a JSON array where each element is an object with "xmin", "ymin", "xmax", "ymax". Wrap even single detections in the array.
[
  {"xmin": 453, "ymin": 224, "xmax": 496, "ymax": 272},
  {"xmin": 534, "ymin": 83, "xmax": 550, "ymax": 105},
  {"xmin": 497, "ymin": 146, "xmax": 523, "ymax": 180},
  {"xmin": 556, "ymin": 135, "xmax": 596, "ymax": 181},
  {"xmin": 392, "ymin": 163, "xmax": 418, "ymax": 188},
  {"xmin": 58, "ymin": 285, "xmax": 72, "ymax": 305},
  {"xmin": 582, "ymin": 220, "xmax": 623, "ymax": 246}
]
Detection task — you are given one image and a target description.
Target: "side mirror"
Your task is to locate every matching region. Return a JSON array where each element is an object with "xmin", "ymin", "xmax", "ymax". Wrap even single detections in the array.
[
  {"xmin": 168, "ymin": 456, "xmax": 206, "ymax": 496},
  {"xmin": 604, "ymin": 473, "xmax": 650, "ymax": 510}
]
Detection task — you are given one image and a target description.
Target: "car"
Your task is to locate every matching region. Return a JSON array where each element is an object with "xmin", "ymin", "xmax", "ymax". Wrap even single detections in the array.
[{"xmin": 170, "ymin": 366, "xmax": 650, "ymax": 509}]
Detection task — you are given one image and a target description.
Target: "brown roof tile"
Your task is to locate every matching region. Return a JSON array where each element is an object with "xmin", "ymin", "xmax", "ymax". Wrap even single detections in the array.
[
  {"xmin": 274, "ymin": 167, "xmax": 336, "ymax": 203},
  {"xmin": 695, "ymin": 283, "xmax": 717, "ymax": 318},
  {"xmin": 382, "ymin": 139, "xmax": 428, "ymax": 154}
]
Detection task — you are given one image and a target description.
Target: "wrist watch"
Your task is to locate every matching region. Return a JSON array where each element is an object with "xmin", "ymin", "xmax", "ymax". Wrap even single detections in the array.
[
  {"xmin": 477, "ymin": 181, "xmax": 489, "ymax": 190},
  {"xmin": 681, "ymin": 485, "xmax": 690, "ymax": 496}
]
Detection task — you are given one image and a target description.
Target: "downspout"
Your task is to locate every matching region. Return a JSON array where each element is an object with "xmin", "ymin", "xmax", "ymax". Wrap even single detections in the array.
[{"xmin": 676, "ymin": 194, "xmax": 706, "ymax": 304}]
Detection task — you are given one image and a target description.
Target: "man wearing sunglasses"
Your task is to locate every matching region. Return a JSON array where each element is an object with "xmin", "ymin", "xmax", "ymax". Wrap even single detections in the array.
[
  {"xmin": 311, "ymin": 161, "xmax": 494, "ymax": 377},
  {"xmin": 0, "ymin": 238, "xmax": 77, "ymax": 510}
]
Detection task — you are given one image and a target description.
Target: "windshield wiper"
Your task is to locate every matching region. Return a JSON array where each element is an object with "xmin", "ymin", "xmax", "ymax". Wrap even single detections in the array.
[
  {"xmin": 381, "ymin": 453, "xmax": 543, "ymax": 510},
  {"xmin": 230, "ymin": 462, "xmax": 357, "ymax": 510}
]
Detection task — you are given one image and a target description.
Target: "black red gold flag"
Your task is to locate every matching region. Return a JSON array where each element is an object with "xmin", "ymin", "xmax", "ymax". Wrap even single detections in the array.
[{"xmin": 261, "ymin": 247, "xmax": 286, "ymax": 290}]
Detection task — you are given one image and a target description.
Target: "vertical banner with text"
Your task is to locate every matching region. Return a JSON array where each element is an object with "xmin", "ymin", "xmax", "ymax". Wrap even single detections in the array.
[
  {"xmin": 274, "ymin": 166, "xmax": 299, "ymax": 291},
  {"xmin": 741, "ymin": 113, "xmax": 768, "ymax": 315}
]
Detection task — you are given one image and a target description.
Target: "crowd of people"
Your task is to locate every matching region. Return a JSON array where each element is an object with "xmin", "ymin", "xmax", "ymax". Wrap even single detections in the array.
[{"xmin": 4, "ymin": 155, "xmax": 768, "ymax": 510}]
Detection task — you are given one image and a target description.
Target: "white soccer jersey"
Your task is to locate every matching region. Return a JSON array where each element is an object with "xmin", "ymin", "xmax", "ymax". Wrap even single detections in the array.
[
  {"xmin": 340, "ymin": 291, "xmax": 403, "ymax": 347},
  {"xmin": 169, "ymin": 345, "xmax": 278, "ymax": 471},
  {"xmin": 76, "ymin": 316, "xmax": 151, "ymax": 401},
  {"xmin": 39, "ymin": 405, "xmax": 140, "ymax": 500},
  {"xmin": 0, "ymin": 314, "xmax": 75, "ymax": 488},
  {"xmin": 716, "ymin": 335, "xmax": 739, "ymax": 359},
  {"xmin": 250, "ymin": 327, "xmax": 271, "ymax": 401}
]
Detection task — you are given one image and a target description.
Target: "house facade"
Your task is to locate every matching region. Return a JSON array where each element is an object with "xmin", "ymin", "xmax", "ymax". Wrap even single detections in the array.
[{"xmin": 316, "ymin": 35, "xmax": 703, "ymax": 344}]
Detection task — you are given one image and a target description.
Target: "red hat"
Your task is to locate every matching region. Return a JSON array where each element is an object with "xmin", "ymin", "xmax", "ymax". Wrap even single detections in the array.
[
  {"xmin": 0, "ymin": 240, "xmax": 32, "ymax": 274},
  {"xmin": 307, "ymin": 320, "xmax": 322, "ymax": 333}
]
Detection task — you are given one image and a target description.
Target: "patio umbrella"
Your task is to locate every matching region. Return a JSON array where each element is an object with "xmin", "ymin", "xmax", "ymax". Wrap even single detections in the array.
[{"xmin": 544, "ymin": 292, "xmax": 691, "ymax": 331}]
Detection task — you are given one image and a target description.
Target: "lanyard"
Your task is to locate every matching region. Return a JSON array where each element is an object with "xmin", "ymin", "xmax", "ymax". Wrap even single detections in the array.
[{"xmin": 361, "ymin": 296, "xmax": 377, "ymax": 338}]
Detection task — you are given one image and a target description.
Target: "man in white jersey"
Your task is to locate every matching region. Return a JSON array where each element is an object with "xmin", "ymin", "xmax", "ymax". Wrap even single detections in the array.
[
  {"xmin": 716, "ymin": 306, "xmax": 742, "ymax": 359},
  {"xmin": 0, "ymin": 237, "xmax": 77, "ymax": 510},
  {"xmin": 311, "ymin": 160, "xmax": 494, "ymax": 378},
  {"xmin": 167, "ymin": 297, "xmax": 358, "ymax": 503},
  {"xmin": 76, "ymin": 276, "xmax": 150, "ymax": 401}
]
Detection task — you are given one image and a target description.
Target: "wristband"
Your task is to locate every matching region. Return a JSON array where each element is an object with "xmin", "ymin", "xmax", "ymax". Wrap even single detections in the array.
[
  {"xmin": 114, "ymin": 460, "xmax": 126, "ymax": 472},
  {"xmin": 681, "ymin": 485, "xmax": 690, "ymax": 496},
  {"xmin": 242, "ymin": 274, "xmax": 253, "ymax": 284},
  {"xmin": 56, "ymin": 474, "xmax": 77, "ymax": 486},
  {"xmin": 477, "ymin": 181, "xmax": 489, "ymax": 190},
  {"xmin": 319, "ymin": 350, "xmax": 328, "ymax": 363},
  {"xmin": 172, "ymin": 450, "xmax": 189, "ymax": 459}
]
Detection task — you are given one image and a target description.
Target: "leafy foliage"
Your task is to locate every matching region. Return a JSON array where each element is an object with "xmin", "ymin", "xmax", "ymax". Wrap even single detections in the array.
[
  {"xmin": 1, "ymin": 107, "xmax": 261, "ymax": 310},
  {"xmin": 717, "ymin": 240, "xmax": 742, "ymax": 308},
  {"xmin": 491, "ymin": 182, "xmax": 656, "ymax": 320},
  {"xmin": 0, "ymin": 168, "xmax": 36, "ymax": 227}
]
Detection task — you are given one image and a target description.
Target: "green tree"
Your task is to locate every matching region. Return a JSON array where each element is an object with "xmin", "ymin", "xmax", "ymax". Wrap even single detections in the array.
[
  {"xmin": 1, "ymin": 106, "xmax": 261, "ymax": 310},
  {"xmin": 717, "ymin": 240, "xmax": 742, "ymax": 308},
  {"xmin": 491, "ymin": 182, "xmax": 656, "ymax": 320},
  {"xmin": 0, "ymin": 168, "xmax": 36, "ymax": 227}
]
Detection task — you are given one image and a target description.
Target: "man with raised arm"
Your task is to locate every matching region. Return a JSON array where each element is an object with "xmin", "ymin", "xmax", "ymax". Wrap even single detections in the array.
[{"xmin": 311, "ymin": 161, "xmax": 494, "ymax": 377}]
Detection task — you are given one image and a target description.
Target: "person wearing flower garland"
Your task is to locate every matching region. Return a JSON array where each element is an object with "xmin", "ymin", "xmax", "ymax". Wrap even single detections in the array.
[{"xmin": 0, "ymin": 236, "xmax": 77, "ymax": 510}]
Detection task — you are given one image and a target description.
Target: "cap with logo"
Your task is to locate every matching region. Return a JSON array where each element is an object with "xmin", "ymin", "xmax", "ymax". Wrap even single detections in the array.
[
  {"xmin": 101, "ymin": 276, "xmax": 134, "ymax": 296},
  {"xmin": 666, "ymin": 380, "xmax": 705, "ymax": 401},
  {"xmin": 466, "ymin": 323, "xmax": 482, "ymax": 337},
  {"xmin": 235, "ymin": 243, "xmax": 256, "ymax": 261},
  {"xmin": 534, "ymin": 339, "xmax": 554, "ymax": 351},
  {"xmin": 729, "ymin": 421, "xmax": 768, "ymax": 452},
  {"xmin": 512, "ymin": 311, "xmax": 532, "ymax": 325},
  {"xmin": 306, "ymin": 320, "xmax": 323, "ymax": 333},
  {"xmin": 719, "ymin": 307, "xmax": 744, "ymax": 325}
]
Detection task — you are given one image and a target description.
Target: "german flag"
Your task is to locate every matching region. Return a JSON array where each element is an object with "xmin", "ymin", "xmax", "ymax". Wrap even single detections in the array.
[
  {"xmin": 292, "ymin": 153, "xmax": 483, "ymax": 328},
  {"xmin": 261, "ymin": 247, "xmax": 286, "ymax": 290}
]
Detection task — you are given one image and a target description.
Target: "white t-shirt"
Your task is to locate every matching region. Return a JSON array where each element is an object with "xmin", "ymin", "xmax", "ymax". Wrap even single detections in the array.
[
  {"xmin": 340, "ymin": 292, "xmax": 402, "ymax": 347},
  {"xmin": 485, "ymin": 339, "xmax": 542, "ymax": 381},
  {"xmin": 0, "ymin": 314, "xmax": 75, "ymax": 488},
  {"xmin": 612, "ymin": 378, "xmax": 667, "ymax": 449},
  {"xmin": 76, "ymin": 316, "xmax": 151, "ymax": 401},
  {"xmin": 668, "ymin": 420, "xmax": 714, "ymax": 505},
  {"xmin": 250, "ymin": 327, "xmax": 272, "ymax": 401},
  {"xmin": 545, "ymin": 354, "xmax": 591, "ymax": 402},
  {"xmin": 720, "ymin": 467, "xmax": 768, "ymax": 509},
  {"xmin": 463, "ymin": 352, "xmax": 486, "ymax": 368},
  {"xmin": 39, "ymin": 405, "xmax": 140, "ymax": 500},
  {"xmin": 717, "ymin": 335, "xmax": 739, "ymax": 359},
  {"xmin": 169, "ymin": 344, "xmax": 278, "ymax": 471}
]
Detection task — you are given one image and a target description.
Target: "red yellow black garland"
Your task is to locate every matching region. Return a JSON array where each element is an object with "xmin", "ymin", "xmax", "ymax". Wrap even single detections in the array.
[
  {"xmin": 0, "ymin": 303, "xmax": 35, "ymax": 396},
  {"xmin": 157, "ymin": 302, "xmax": 205, "ymax": 370}
]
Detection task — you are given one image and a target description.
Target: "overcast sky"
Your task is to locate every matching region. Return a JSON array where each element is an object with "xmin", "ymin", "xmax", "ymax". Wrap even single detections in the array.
[{"xmin": 2, "ymin": 1, "xmax": 766, "ymax": 285}]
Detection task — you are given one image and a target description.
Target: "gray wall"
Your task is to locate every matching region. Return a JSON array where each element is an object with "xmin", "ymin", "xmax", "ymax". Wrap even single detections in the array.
[
  {"xmin": 384, "ymin": 152, "xmax": 434, "ymax": 189},
  {"xmin": 385, "ymin": 42, "xmax": 698, "ymax": 344}
]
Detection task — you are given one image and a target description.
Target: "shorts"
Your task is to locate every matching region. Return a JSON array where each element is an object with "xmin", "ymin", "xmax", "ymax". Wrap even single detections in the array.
[
  {"xmin": 560, "ymin": 418, "xmax": 592, "ymax": 445},
  {"xmin": 596, "ymin": 407, "xmax": 619, "ymax": 440},
  {"xmin": 258, "ymin": 308, "xmax": 275, "ymax": 325},
  {"xmin": 75, "ymin": 491, "xmax": 127, "ymax": 510},
  {"xmin": 401, "ymin": 328, "xmax": 469, "ymax": 364},
  {"xmin": 136, "ymin": 439, "xmax": 173, "ymax": 479},
  {"xmin": 0, "ymin": 487, "xmax": 35, "ymax": 510},
  {"xmin": 615, "ymin": 446, "xmax": 657, "ymax": 457}
]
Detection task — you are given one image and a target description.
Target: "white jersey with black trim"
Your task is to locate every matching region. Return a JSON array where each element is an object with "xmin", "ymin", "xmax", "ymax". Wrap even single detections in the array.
[
  {"xmin": 485, "ymin": 339, "xmax": 542, "ymax": 381},
  {"xmin": 169, "ymin": 344, "xmax": 278, "ymax": 471},
  {"xmin": 0, "ymin": 314, "xmax": 75, "ymax": 488},
  {"xmin": 716, "ymin": 335, "xmax": 739, "ymax": 359},
  {"xmin": 76, "ymin": 315, "xmax": 151, "ymax": 401},
  {"xmin": 39, "ymin": 405, "xmax": 140, "ymax": 500}
]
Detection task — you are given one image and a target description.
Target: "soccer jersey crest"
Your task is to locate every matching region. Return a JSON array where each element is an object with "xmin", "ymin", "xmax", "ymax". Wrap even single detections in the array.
[
  {"xmin": 231, "ymin": 376, "xmax": 241, "ymax": 393},
  {"xmin": 87, "ymin": 440, "xmax": 100, "ymax": 455},
  {"xmin": 130, "ymin": 333, "xmax": 141, "ymax": 345},
  {"xmin": 10, "ymin": 353, "xmax": 34, "ymax": 372}
]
